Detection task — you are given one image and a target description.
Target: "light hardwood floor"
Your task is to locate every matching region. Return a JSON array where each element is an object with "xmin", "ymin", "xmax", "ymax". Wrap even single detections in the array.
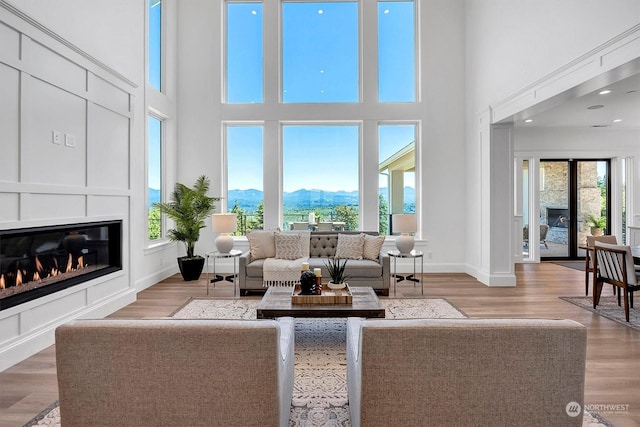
[{"xmin": 1, "ymin": 262, "xmax": 639, "ymax": 427}]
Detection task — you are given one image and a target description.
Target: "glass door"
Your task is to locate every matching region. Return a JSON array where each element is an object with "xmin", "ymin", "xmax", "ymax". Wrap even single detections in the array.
[{"xmin": 539, "ymin": 159, "xmax": 609, "ymax": 260}]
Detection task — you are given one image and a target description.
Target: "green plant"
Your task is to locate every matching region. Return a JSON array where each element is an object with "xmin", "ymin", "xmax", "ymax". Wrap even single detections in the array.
[
  {"xmin": 586, "ymin": 214, "xmax": 606, "ymax": 229},
  {"xmin": 324, "ymin": 257, "xmax": 349, "ymax": 284},
  {"xmin": 153, "ymin": 175, "xmax": 219, "ymax": 258}
]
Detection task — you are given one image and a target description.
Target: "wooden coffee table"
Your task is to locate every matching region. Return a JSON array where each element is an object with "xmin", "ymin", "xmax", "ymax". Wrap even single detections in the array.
[{"xmin": 256, "ymin": 286, "xmax": 385, "ymax": 319}]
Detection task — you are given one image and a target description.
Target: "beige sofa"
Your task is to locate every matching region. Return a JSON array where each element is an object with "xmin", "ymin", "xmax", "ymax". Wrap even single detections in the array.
[
  {"xmin": 239, "ymin": 231, "xmax": 390, "ymax": 295},
  {"xmin": 56, "ymin": 318, "xmax": 295, "ymax": 427},
  {"xmin": 346, "ymin": 318, "xmax": 587, "ymax": 427}
]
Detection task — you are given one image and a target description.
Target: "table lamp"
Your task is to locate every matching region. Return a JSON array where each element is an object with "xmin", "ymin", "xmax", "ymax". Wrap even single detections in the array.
[
  {"xmin": 392, "ymin": 214, "xmax": 416, "ymax": 254},
  {"xmin": 212, "ymin": 213, "xmax": 237, "ymax": 253}
]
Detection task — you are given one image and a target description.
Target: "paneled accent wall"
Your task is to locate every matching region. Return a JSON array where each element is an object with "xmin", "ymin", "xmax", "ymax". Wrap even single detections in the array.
[{"xmin": 0, "ymin": 3, "xmax": 137, "ymax": 371}]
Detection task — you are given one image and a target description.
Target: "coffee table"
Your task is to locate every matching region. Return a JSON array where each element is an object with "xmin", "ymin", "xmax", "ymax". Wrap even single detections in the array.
[{"xmin": 256, "ymin": 286, "xmax": 385, "ymax": 319}]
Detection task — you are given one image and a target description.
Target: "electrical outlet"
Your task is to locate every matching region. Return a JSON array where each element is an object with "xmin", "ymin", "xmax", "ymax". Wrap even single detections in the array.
[
  {"xmin": 52, "ymin": 130, "xmax": 62, "ymax": 144},
  {"xmin": 65, "ymin": 133, "xmax": 76, "ymax": 148}
]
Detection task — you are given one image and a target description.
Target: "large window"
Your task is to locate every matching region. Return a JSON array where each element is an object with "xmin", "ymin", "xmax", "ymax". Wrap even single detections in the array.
[
  {"xmin": 282, "ymin": 1, "xmax": 359, "ymax": 103},
  {"xmin": 378, "ymin": 1, "xmax": 415, "ymax": 102},
  {"xmin": 283, "ymin": 125, "xmax": 360, "ymax": 230},
  {"xmin": 379, "ymin": 124, "xmax": 416, "ymax": 235},
  {"xmin": 223, "ymin": 0, "xmax": 419, "ymax": 233},
  {"xmin": 148, "ymin": 116, "xmax": 163, "ymax": 241},
  {"xmin": 226, "ymin": 125, "xmax": 264, "ymax": 234},
  {"xmin": 148, "ymin": 0, "xmax": 162, "ymax": 91},
  {"xmin": 226, "ymin": 2, "xmax": 263, "ymax": 103}
]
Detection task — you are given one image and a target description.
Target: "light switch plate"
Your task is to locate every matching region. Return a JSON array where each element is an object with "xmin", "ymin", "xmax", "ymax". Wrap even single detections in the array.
[
  {"xmin": 52, "ymin": 130, "xmax": 62, "ymax": 144},
  {"xmin": 65, "ymin": 133, "xmax": 76, "ymax": 148}
]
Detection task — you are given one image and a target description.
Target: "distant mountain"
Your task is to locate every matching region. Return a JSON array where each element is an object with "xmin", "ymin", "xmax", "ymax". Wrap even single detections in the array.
[
  {"xmin": 226, "ymin": 187, "xmax": 415, "ymax": 212},
  {"xmin": 148, "ymin": 188, "xmax": 161, "ymax": 208},
  {"xmin": 379, "ymin": 187, "xmax": 415, "ymax": 205},
  {"xmin": 152, "ymin": 187, "xmax": 415, "ymax": 212}
]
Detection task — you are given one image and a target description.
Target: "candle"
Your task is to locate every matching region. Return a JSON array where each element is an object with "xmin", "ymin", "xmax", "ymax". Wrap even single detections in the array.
[
  {"xmin": 301, "ymin": 262, "xmax": 310, "ymax": 271},
  {"xmin": 313, "ymin": 268, "xmax": 322, "ymax": 277}
]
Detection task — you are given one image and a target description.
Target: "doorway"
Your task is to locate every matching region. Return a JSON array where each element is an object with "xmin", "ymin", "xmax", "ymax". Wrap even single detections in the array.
[{"xmin": 538, "ymin": 159, "xmax": 610, "ymax": 260}]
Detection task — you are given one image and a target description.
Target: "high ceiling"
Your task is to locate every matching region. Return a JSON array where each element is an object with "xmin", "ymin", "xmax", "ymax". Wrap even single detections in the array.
[{"xmin": 512, "ymin": 67, "xmax": 640, "ymax": 130}]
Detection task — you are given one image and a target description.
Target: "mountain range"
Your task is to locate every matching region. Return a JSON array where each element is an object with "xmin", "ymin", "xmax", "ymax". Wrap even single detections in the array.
[{"xmin": 148, "ymin": 187, "xmax": 415, "ymax": 212}]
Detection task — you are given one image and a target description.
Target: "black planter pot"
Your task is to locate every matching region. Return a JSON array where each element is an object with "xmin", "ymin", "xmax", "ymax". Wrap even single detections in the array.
[{"xmin": 177, "ymin": 256, "xmax": 205, "ymax": 281}]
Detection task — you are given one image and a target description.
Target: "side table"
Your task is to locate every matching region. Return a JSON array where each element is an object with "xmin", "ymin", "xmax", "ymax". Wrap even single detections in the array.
[
  {"xmin": 205, "ymin": 249, "xmax": 242, "ymax": 296},
  {"xmin": 388, "ymin": 249, "xmax": 424, "ymax": 296}
]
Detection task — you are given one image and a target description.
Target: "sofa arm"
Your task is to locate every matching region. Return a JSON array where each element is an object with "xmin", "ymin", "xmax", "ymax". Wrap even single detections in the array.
[
  {"xmin": 379, "ymin": 251, "xmax": 390, "ymax": 287},
  {"xmin": 238, "ymin": 251, "xmax": 250, "ymax": 290},
  {"xmin": 277, "ymin": 317, "xmax": 295, "ymax": 427},
  {"xmin": 346, "ymin": 318, "xmax": 365, "ymax": 427}
]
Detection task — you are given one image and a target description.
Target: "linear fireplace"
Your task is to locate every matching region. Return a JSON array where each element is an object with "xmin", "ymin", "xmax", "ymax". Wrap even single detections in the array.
[{"xmin": 0, "ymin": 220, "xmax": 122, "ymax": 311}]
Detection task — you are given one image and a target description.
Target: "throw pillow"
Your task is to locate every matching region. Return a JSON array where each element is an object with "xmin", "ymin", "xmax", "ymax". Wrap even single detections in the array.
[
  {"xmin": 335, "ymin": 233, "xmax": 365, "ymax": 260},
  {"xmin": 281, "ymin": 230, "xmax": 311, "ymax": 258},
  {"xmin": 275, "ymin": 232, "xmax": 303, "ymax": 260},
  {"xmin": 362, "ymin": 233, "xmax": 385, "ymax": 261},
  {"xmin": 247, "ymin": 230, "xmax": 276, "ymax": 260}
]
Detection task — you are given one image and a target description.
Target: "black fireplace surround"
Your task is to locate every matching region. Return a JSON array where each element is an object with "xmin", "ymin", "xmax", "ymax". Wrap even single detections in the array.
[{"xmin": 0, "ymin": 220, "xmax": 122, "ymax": 311}]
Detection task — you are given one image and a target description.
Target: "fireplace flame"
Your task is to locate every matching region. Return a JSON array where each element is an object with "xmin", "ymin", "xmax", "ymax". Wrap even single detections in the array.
[
  {"xmin": 78, "ymin": 256, "xmax": 84, "ymax": 269},
  {"xmin": 0, "ymin": 275, "xmax": 4, "ymax": 289},
  {"xmin": 16, "ymin": 270, "xmax": 23, "ymax": 286},
  {"xmin": 33, "ymin": 271, "xmax": 41, "ymax": 281},
  {"xmin": 66, "ymin": 253, "xmax": 73, "ymax": 273}
]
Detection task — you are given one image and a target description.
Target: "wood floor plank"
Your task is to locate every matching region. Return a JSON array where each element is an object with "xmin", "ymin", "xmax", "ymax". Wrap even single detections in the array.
[{"xmin": 0, "ymin": 263, "xmax": 639, "ymax": 426}]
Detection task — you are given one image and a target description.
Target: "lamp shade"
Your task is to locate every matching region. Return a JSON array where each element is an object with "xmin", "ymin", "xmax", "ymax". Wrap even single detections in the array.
[
  {"xmin": 392, "ymin": 214, "xmax": 416, "ymax": 254},
  {"xmin": 212, "ymin": 213, "xmax": 237, "ymax": 253},
  {"xmin": 392, "ymin": 214, "xmax": 416, "ymax": 234}
]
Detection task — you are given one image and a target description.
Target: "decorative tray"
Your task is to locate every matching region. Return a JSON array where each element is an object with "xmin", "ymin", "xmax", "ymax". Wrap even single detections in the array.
[{"xmin": 291, "ymin": 284, "xmax": 353, "ymax": 304}]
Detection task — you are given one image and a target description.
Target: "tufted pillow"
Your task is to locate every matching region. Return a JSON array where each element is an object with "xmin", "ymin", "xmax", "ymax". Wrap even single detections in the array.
[
  {"xmin": 335, "ymin": 233, "xmax": 365, "ymax": 260},
  {"xmin": 275, "ymin": 232, "xmax": 303, "ymax": 260},
  {"xmin": 362, "ymin": 233, "xmax": 385, "ymax": 261},
  {"xmin": 247, "ymin": 230, "xmax": 276, "ymax": 260}
]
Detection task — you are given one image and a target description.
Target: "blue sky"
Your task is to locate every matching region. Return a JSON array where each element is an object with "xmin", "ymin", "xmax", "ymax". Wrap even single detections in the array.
[{"xmin": 149, "ymin": 1, "xmax": 416, "ymax": 192}]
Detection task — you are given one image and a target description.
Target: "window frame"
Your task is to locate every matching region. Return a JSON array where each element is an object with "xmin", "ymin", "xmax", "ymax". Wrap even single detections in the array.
[{"xmin": 221, "ymin": 0, "xmax": 422, "ymax": 236}]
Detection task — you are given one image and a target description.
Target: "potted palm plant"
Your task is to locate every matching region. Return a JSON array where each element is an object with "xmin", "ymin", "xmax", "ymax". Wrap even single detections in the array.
[
  {"xmin": 154, "ymin": 175, "xmax": 219, "ymax": 281},
  {"xmin": 324, "ymin": 257, "xmax": 349, "ymax": 290},
  {"xmin": 586, "ymin": 214, "xmax": 606, "ymax": 236}
]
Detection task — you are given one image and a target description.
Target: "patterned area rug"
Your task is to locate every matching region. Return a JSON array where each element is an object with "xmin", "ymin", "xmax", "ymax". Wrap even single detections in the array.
[
  {"xmin": 25, "ymin": 298, "xmax": 610, "ymax": 426},
  {"xmin": 561, "ymin": 295, "xmax": 640, "ymax": 331}
]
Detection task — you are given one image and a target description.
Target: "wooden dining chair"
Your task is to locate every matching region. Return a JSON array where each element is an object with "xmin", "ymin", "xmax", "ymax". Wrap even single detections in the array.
[
  {"xmin": 584, "ymin": 235, "xmax": 618, "ymax": 296},
  {"xmin": 593, "ymin": 242, "xmax": 640, "ymax": 322}
]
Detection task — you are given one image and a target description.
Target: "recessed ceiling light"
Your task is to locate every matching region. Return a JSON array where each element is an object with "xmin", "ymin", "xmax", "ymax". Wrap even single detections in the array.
[
  {"xmin": 599, "ymin": 90, "xmax": 611, "ymax": 95},
  {"xmin": 587, "ymin": 105, "xmax": 605, "ymax": 110},
  {"xmin": 613, "ymin": 119, "xmax": 623, "ymax": 123},
  {"xmin": 524, "ymin": 119, "xmax": 533, "ymax": 123}
]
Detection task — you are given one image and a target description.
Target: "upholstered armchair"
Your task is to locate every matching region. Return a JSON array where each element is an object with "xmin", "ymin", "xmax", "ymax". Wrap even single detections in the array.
[{"xmin": 56, "ymin": 318, "xmax": 295, "ymax": 427}]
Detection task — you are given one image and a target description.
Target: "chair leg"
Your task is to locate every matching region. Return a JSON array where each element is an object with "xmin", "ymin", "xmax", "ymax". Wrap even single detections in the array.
[
  {"xmin": 584, "ymin": 266, "xmax": 590, "ymax": 296},
  {"xmin": 593, "ymin": 281, "xmax": 604, "ymax": 309},
  {"xmin": 623, "ymin": 290, "xmax": 630, "ymax": 322}
]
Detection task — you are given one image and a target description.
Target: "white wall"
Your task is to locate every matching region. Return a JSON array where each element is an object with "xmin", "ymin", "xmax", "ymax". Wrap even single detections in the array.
[
  {"xmin": 465, "ymin": 0, "xmax": 640, "ymax": 284},
  {"xmin": 0, "ymin": 0, "xmax": 143, "ymax": 370}
]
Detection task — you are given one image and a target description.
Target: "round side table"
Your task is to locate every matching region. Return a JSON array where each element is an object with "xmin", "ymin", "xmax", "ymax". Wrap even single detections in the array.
[{"xmin": 387, "ymin": 249, "xmax": 424, "ymax": 296}]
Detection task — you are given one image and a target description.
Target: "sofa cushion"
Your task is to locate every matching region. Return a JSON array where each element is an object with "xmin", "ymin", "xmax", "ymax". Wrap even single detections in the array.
[
  {"xmin": 248, "ymin": 230, "xmax": 276, "ymax": 260},
  {"xmin": 310, "ymin": 235, "xmax": 338, "ymax": 257},
  {"xmin": 335, "ymin": 233, "xmax": 365, "ymax": 260},
  {"xmin": 246, "ymin": 258, "xmax": 266, "ymax": 277},
  {"xmin": 307, "ymin": 258, "xmax": 381, "ymax": 279},
  {"xmin": 275, "ymin": 232, "xmax": 303, "ymax": 260},
  {"xmin": 362, "ymin": 234, "xmax": 384, "ymax": 261}
]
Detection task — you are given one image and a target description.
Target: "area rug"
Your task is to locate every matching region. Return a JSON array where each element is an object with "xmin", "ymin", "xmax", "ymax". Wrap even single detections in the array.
[
  {"xmin": 24, "ymin": 298, "xmax": 610, "ymax": 427},
  {"xmin": 552, "ymin": 260, "xmax": 586, "ymax": 271},
  {"xmin": 561, "ymin": 295, "xmax": 640, "ymax": 332}
]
